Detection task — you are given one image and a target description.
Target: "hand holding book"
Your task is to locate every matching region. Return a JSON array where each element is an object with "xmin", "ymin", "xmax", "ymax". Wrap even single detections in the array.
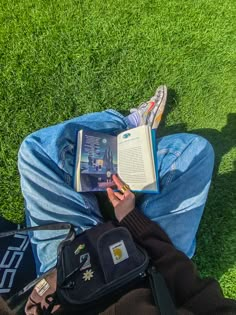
[{"xmin": 107, "ymin": 175, "xmax": 135, "ymax": 222}]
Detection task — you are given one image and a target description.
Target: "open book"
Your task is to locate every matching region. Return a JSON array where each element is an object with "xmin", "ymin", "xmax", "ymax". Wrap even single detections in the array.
[{"xmin": 74, "ymin": 125, "xmax": 159, "ymax": 193}]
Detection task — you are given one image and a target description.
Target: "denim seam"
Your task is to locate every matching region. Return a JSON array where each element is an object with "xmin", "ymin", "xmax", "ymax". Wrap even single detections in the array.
[
  {"xmin": 165, "ymin": 151, "xmax": 181, "ymax": 186},
  {"xmin": 157, "ymin": 149, "xmax": 181, "ymax": 187},
  {"xmin": 59, "ymin": 144, "xmax": 74, "ymax": 170},
  {"xmin": 58, "ymin": 144, "xmax": 75, "ymax": 185},
  {"xmin": 165, "ymin": 161, "xmax": 176, "ymax": 186}
]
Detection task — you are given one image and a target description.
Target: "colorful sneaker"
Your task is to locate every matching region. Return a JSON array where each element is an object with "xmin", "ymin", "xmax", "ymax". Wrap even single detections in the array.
[{"xmin": 130, "ymin": 85, "xmax": 167, "ymax": 129}]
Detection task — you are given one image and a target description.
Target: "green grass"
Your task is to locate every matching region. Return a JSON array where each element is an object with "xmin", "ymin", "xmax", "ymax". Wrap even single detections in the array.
[{"xmin": 0, "ymin": 0, "xmax": 235, "ymax": 299}]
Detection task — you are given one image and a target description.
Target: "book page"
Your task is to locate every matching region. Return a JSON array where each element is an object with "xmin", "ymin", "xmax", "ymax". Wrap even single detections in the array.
[
  {"xmin": 117, "ymin": 125, "xmax": 157, "ymax": 191},
  {"xmin": 75, "ymin": 130, "xmax": 117, "ymax": 191}
]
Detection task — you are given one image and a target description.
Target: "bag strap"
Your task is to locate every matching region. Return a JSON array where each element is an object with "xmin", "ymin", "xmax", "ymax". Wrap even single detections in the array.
[
  {"xmin": 0, "ymin": 222, "xmax": 74, "ymax": 238},
  {"xmin": 0, "ymin": 222, "xmax": 76, "ymax": 259},
  {"xmin": 148, "ymin": 266, "xmax": 177, "ymax": 315}
]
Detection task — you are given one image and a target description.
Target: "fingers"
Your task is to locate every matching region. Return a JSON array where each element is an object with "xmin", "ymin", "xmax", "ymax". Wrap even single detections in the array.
[
  {"xmin": 112, "ymin": 175, "xmax": 131, "ymax": 196},
  {"xmin": 106, "ymin": 188, "xmax": 120, "ymax": 207},
  {"xmin": 107, "ymin": 188, "xmax": 125, "ymax": 206},
  {"xmin": 114, "ymin": 192, "xmax": 125, "ymax": 200},
  {"xmin": 112, "ymin": 174, "xmax": 124, "ymax": 190}
]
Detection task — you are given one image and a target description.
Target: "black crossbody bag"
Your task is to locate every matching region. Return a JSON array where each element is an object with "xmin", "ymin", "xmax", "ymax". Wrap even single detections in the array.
[{"xmin": 1, "ymin": 221, "xmax": 176, "ymax": 315}]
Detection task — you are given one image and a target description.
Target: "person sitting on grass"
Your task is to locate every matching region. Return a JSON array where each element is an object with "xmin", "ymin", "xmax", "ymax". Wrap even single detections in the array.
[{"xmin": 1, "ymin": 85, "xmax": 235, "ymax": 314}]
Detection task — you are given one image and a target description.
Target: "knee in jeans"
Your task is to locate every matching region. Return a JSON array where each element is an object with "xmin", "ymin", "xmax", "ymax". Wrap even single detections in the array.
[{"xmin": 191, "ymin": 134, "xmax": 215, "ymax": 165}]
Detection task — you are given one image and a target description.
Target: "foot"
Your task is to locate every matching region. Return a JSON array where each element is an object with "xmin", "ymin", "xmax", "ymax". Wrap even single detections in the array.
[{"xmin": 130, "ymin": 85, "xmax": 167, "ymax": 129}]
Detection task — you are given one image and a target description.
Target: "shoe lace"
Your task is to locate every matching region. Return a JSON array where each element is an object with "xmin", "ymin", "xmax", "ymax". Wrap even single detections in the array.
[{"xmin": 130, "ymin": 102, "xmax": 148, "ymax": 114}]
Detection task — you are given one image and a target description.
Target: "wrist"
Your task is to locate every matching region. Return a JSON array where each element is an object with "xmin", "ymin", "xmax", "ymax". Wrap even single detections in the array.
[{"xmin": 115, "ymin": 207, "xmax": 135, "ymax": 222}]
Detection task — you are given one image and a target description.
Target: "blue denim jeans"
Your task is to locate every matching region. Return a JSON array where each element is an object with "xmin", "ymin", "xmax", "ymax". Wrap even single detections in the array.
[{"xmin": 18, "ymin": 110, "xmax": 214, "ymax": 275}]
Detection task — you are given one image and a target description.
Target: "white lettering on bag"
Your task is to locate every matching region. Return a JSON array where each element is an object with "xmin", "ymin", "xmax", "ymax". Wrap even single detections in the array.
[{"xmin": 0, "ymin": 234, "xmax": 29, "ymax": 293}]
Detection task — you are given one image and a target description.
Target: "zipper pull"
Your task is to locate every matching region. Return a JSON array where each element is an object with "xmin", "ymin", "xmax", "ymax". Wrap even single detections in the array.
[{"xmin": 139, "ymin": 272, "xmax": 146, "ymax": 278}]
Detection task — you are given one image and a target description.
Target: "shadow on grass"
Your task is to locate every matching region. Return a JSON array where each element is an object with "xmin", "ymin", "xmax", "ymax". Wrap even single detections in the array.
[{"xmin": 159, "ymin": 113, "xmax": 236, "ymax": 280}]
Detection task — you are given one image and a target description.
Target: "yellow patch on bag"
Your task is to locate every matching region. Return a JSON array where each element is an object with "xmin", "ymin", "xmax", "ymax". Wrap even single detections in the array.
[{"xmin": 109, "ymin": 240, "xmax": 129, "ymax": 265}]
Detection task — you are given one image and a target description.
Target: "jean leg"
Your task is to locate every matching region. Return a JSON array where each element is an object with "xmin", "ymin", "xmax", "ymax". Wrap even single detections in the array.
[
  {"xmin": 18, "ymin": 110, "xmax": 129, "ymax": 274},
  {"xmin": 136, "ymin": 133, "xmax": 214, "ymax": 258}
]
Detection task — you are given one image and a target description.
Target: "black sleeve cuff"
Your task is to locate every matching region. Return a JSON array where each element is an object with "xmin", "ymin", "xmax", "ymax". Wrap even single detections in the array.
[{"xmin": 120, "ymin": 208, "xmax": 172, "ymax": 244}]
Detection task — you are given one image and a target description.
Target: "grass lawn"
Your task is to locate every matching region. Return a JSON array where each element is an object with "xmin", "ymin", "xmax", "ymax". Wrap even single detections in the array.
[{"xmin": 0, "ymin": 0, "xmax": 235, "ymax": 298}]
